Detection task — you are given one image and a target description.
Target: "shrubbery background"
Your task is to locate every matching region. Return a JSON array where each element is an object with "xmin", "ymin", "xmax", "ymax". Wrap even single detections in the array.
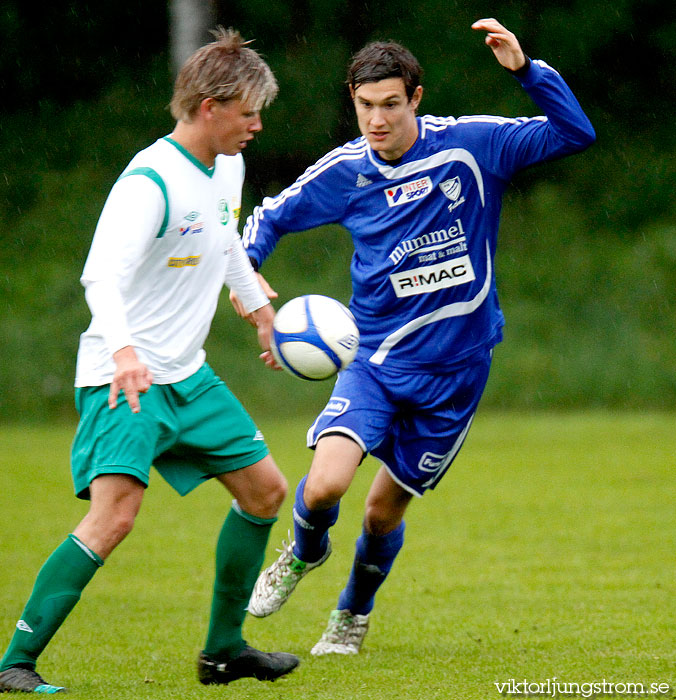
[{"xmin": 2, "ymin": 0, "xmax": 674, "ymax": 421}]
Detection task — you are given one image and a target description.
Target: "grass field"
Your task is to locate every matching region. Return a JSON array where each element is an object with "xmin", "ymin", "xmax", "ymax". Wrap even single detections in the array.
[{"xmin": 0, "ymin": 412, "xmax": 674, "ymax": 699}]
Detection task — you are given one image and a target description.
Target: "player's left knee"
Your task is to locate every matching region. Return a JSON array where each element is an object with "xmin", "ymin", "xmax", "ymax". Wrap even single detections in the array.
[
  {"xmin": 265, "ymin": 474, "xmax": 288, "ymax": 513},
  {"xmin": 240, "ymin": 472, "xmax": 288, "ymax": 519},
  {"xmin": 363, "ymin": 506, "xmax": 402, "ymax": 537}
]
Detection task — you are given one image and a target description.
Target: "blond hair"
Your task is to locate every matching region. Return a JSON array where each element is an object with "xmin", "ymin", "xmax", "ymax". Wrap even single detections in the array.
[{"xmin": 170, "ymin": 27, "xmax": 278, "ymax": 122}]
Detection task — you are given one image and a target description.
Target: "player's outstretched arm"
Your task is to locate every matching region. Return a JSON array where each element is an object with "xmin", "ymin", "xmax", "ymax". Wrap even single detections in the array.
[{"xmin": 471, "ymin": 18, "xmax": 526, "ymax": 72}]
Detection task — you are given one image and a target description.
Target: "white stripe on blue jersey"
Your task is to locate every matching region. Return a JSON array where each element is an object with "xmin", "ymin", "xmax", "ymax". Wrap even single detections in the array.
[{"xmin": 369, "ymin": 240, "xmax": 493, "ymax": 365}]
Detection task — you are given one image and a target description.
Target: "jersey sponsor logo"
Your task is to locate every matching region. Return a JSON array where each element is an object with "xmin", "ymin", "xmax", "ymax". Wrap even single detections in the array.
[
  {"xmin": 183, "ymin": 210, "xmax": 200, "ymax": 222},
  {"xmin": 384, "ymin": 176, "xmax": 433, "ymax": 207},
  {"xmin": 440, "ymin": 176, "xmax": 466, "ymax": 213},
  {"xmin": 356, "ymin": 173, "xmax": 373, "ymax": 187},
  {"xmin": 389, "ymin": 218, "xmax": 466, "ymax": 264},
  {"xmin": 179, "ymin": 222, "xmax": 204, "ymax": 236},
  {"xmin": 390, "ymin": 255, "xmax": 475, "ymax": 297},
  {"xmin": 322, "ymin": 397, "xmax": 350, "ymax": 416},
  {"xmin": 253, "ymin": 430, "xmax": 264, "ymax": 441},
  {"xmin": 16, "ymin": 619, "xmax": 34, "ymax": 633},
  {"xmin": 167, "ymin": 255, "xmax": 201, "ymax": 268},
  {"xmin": 418, "ymin": 450, "xmax": 454, "ymax": 474}
]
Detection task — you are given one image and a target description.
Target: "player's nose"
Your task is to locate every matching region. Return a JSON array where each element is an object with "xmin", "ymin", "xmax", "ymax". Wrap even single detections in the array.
[{"xmin": 370, "ymin": 108, "xmax": 387, "ymax": 127}]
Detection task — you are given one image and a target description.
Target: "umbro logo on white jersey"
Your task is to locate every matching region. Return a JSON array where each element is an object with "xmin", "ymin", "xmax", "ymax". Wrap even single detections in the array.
[
  {"xmin": 16, "ymin": 620, "xmax": 33, "ymax": 633},
  {"xmin": 356, "ymin": 173, "xmax": 372, "ymax": 187}
]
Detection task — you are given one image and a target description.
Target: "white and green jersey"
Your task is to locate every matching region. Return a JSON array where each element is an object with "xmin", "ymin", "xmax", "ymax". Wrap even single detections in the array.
[{"xmin": 75, "ymin": 136, "xmax": 269, "ymax": 387}]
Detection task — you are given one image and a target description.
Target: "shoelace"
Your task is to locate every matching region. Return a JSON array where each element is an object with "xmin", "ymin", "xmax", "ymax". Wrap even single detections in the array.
[
  {"xmin": 326, "ymin": 613, "xmax": 367, "ymax": 644},
  {"xmin": 263, "ymin": 537, "xmax": 298, "ymax": 590}
]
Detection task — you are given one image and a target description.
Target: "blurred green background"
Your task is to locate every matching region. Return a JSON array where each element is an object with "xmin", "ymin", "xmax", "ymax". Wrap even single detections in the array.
[{"xmin": 1, "ymin": 0, "xmax": 675, "ymax": 422}]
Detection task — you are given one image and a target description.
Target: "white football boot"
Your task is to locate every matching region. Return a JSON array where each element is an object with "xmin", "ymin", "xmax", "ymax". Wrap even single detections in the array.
[
  {"xmin": 248, "ymin": 537, "xmax": 332, "ymax": 618},
  {"xmin": 311, "ymin": 609, "xmax": 370, "ymax": 656}
]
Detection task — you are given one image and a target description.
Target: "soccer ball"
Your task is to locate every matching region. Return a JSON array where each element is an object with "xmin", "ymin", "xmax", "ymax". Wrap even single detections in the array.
[{"xmin": 271, "ymin": 295, "xmax": 359, "ymax": 381}]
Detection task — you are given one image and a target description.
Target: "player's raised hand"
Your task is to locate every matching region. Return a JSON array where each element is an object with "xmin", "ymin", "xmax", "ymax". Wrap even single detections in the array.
[
  {"xmin": 109, "ymin": 346, "xmax": 153, "ymax": 413},
  {"xmin": 471, "ymin": 18, "xmax": 527, "ymax": 72}
]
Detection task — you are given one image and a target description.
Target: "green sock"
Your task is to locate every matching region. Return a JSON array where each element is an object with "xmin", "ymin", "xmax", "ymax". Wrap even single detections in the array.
[
  {"xmin": 203, "ymin": 502, "xmax": 276, "ymax": 660},
  {"xmin": 0, "ymin": 535, "xmax": 103, "ymax": 671}
]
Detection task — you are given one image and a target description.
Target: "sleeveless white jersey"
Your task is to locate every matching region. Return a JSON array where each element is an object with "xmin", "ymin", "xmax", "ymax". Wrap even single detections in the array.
[{"xmin": 75, "ymin": 136, "xmax": 269, "ymax": 386}]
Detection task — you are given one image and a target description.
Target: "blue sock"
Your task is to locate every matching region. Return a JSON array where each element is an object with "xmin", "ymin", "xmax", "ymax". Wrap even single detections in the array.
[
  {"xmin": 292, "ymin": 476, "xmax": 339, "ymax": 563},
  {"xmin": 337, "ymin": 521, "xmax": 405, "ymax": 615}
]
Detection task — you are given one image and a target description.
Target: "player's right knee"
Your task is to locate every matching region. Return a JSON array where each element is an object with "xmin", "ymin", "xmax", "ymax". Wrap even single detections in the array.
[{"xmin": 303, "ymin": 474, "xmax": 345, "ymax": 510}]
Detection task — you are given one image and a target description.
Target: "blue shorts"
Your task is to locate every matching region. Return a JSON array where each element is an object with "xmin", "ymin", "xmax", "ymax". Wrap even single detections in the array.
[
  {"xmin": 306, "ymin": 349, "xmax": 492, "ymax": 497},
  {"xmin": 71, "ymin": 363, "xmax": 269, "ymax": 500}
]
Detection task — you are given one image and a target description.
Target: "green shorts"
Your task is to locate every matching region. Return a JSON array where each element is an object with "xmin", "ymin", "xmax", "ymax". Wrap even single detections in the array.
[{"xmin": 71, "ymin": 363, "xmax": 269, "ymax": 500}]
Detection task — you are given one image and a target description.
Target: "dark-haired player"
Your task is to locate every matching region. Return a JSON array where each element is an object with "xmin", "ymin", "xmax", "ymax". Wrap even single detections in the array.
[{"xmin": 236, "ymin": 18, "xmax": 595, "ymax": 655}]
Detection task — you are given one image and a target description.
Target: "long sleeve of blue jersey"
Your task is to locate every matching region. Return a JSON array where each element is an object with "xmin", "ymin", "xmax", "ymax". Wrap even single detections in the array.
[
  {"xmin": 467, "ymin": 58, "xmax": 595, "ymax": 180},
  {"xmin": 242, "ymin": 144, "xmax": 361, "ymax": 266},
  {"xmin": 243, "ymin": 59, "xmax": 594, "ymax": 267}
]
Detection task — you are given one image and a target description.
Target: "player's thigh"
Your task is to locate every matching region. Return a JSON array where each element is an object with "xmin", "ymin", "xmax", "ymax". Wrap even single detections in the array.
[
  {"xmin": 304, "ymin": 360, "xmax": 395, "ymax": 507},
  {"xmin": 363, "ymin": 466, "xmax": 413, "ymax": 535},
  {"xmin": 376, "ymin": 351, "xmax": 492, "ymax": 497},
  {"xmin": 154, "ymin": 367, "xmax": 269, "ymax": 496},
  {"xmin": 73, "ymin": 473, "xmax": 146, "ymax": 558},
  {"xmin": 71, "ymin": 384, "xmax": 172, "ymax": 500},
  {"xmin": 307, "ymin": 358, "xmax": 394, "ymax": 454},
  {"xmin": 303, "ymin": 434, "xmax": 365, "ymax": 509}
]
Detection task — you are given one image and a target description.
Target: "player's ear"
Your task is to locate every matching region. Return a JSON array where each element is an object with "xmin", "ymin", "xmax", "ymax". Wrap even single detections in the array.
[
  {"xmin": 410, "ymin": 85, "xmax": 423, "ymax": 111},
  {"xmin": 200, "ymin": 97, "xmax": 219, "ymax": 120}
]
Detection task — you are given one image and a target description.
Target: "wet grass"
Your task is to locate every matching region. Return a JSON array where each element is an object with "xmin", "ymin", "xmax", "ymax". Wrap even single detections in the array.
[{"xmin": 0, "ymin": 412, "xmax": 674, "ymax": 699}]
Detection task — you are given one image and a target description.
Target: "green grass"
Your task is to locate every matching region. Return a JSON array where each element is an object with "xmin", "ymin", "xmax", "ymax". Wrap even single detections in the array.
[{"xmin": 1, "ymin": 412, "xmax": 674, "ymax": 699}]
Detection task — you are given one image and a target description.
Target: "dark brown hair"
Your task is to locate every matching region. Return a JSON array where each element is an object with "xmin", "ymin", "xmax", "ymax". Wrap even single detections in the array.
[{"xmin": 347, "ymin": 41, "xmax": 423, "ymax": 100}]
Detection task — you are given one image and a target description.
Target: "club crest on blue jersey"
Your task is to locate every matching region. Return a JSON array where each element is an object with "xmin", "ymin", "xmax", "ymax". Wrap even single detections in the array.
[
  {"xmin": 440, "ymin": 177, "xmax": 466, "ymax": 213},
  {"xmin": 384, "ymin": 176, "xmax": 433, "ymax": 207}
]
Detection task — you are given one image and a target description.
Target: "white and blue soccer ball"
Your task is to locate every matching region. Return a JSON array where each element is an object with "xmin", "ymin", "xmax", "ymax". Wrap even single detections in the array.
[{"xmin": 271, "ymin": 295, "xmax": 359, "ymax": 381}]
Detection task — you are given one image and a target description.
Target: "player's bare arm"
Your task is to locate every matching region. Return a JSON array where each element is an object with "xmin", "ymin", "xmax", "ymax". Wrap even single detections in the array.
[
  {"xmin": 109, "ymin": 345, "xmax": 153, "ymax": 413},
  {"xmin": 471, "ymin": 18, "xmax": 526, "ymax": 71}
]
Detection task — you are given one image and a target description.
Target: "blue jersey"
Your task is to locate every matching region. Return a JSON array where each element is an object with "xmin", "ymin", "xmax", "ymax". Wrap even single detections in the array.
[{"xmin": 243, "ymin": 59, "xmax": 595, "ymax": 371}]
